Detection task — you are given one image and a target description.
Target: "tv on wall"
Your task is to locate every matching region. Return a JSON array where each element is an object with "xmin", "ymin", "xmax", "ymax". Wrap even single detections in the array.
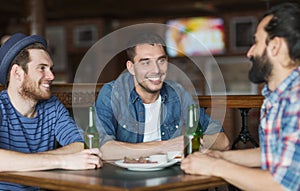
[{"xmin": 165, "ymin": 17, "xmax": 226, "ymax": 57}]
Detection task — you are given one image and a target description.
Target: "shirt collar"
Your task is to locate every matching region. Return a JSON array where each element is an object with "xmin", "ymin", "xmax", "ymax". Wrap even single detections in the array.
[{"xmin": 262, "ymin": 66, "xmax": 300, "ymax": 104}]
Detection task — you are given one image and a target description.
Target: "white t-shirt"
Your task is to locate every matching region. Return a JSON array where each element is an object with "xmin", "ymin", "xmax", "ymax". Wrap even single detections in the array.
[{"xmin": 143, "ymin": 95, "xmax": 161, "ymax": 142}]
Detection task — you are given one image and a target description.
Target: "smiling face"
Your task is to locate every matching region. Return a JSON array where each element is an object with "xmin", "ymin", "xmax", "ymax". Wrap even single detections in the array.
[
  {"xmin": 19, "ymin": 49, "xmax": 54, "ymax": 101},
  {"xmin": 127, "ymin": 43, "xmax": 168, "ymax": 100}
]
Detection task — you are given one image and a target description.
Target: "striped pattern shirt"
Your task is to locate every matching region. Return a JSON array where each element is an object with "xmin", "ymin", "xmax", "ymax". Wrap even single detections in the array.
[
  {"xmin": 0, "ymin": 90, "xmax": 83, "ymax": 191},
  {"xmin": 260, "ymin": 67, "xmax": 300, "ymax": 191}
]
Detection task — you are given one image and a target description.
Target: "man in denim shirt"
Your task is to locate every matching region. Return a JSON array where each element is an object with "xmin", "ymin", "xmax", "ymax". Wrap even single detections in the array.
[{"xmin": 95, "ymin": 33, "xmax": 229, "ymax": 160}]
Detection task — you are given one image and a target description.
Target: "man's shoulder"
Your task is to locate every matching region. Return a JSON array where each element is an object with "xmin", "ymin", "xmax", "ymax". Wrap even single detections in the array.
[
  {"xmin": 164, "ymin": 80, "xmax": 184, "ymax": 88},
  {"xmin": 163, "ymin": 80, "xmax": 186, "ymax": 94},
  {"xmin": 101, "ymin": 72, "xmax": 134, "ymax": 94},
  {"xmin": 0, "ymin": 90, "xmax": 7, "ymax": 97},
  {"xmin": 0, "ymin": 90, "xmax": 9, "ymax": 104}
]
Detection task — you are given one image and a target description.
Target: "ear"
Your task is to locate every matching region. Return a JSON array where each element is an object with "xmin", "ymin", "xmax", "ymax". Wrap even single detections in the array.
[
  {"xmin": 268, "ymin": 36, "xmax": 281, "ymax": 56},
  {"xmin": 126, "ymin": 60, "xmax": 135, "ymax": 75},
  {"xmin": 10, "ymin": 64, "xmax": 24, "ymax": 81}
]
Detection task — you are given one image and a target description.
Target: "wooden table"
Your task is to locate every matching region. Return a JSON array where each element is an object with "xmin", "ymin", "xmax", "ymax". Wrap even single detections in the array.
[{"xmin": 0, "ymin": 162, "xmax": 227, "ymax": 191}]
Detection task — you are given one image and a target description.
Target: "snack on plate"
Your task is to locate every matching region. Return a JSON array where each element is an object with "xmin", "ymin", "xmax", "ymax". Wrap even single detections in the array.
[{"xmin": 123, "ymin": 156, "xmax": 158, "ymax": 164}]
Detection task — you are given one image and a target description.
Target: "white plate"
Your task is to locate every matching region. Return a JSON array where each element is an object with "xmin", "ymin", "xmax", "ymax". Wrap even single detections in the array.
[
  {"xmin": 114, "ymin": 159, "xmax": 178, "ymax": 171},
  {"xmin": 167, "ymin": 151, "xmax": 182, "ymax": 163}
]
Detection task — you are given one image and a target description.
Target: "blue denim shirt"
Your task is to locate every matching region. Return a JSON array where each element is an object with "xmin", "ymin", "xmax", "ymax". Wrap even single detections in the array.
[{"xmin": 95, "ymin": 72, "xmax": 222, "ymax": 145}]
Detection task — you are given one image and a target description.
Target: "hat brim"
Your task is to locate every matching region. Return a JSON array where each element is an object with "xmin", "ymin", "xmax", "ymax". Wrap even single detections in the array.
[{"xmin": 0, "ymin": 34, "xmax": 47, "ymax": 85}]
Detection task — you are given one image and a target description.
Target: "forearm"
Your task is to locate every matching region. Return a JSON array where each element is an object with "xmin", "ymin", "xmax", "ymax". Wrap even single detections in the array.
[
  {"xmin": 213, "ymin": 159, "xmax": 284, "ymax": 191},
  {"xmin": 1, "ymin": 142, "xmax": 85, "ymax": 171},
  {"xmin": 181, "ymin": 152, "xmax": 283, "ymax": 191},
  {"xmin": 221, "ymin": 148, "xmax": 261, "ymax": 167},
  {"xmin": 0, "ymin": 149, "xmax": 63, "ymax": 172},
  {"xmin": 0, "ymin": 147, "xmax": 102, "ymax": 172},
  {"xmin": 100, "ymin": 136, "xmax": 183, "ymax": 160},
  {"xmin": 43, "ymin": 142, "xmax": 84, "ymax": 155},
  {"xmin": 100, "ymin": 141, "xmax": 165, "ymax": 160},
  {"xmin": 203, "ymin": 132, "xmax": 230, "ymax": 151}
]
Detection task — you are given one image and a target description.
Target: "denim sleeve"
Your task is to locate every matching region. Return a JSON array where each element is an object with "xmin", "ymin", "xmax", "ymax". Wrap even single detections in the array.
[
  {"xmin": 199, "ymin": 107, "xmax": 223, "ymax": 135},
  {"xmin": 95, "ymin": 83, "xmax": 117, "ymax": 146},
  {"xmin": 173, "ymin": 82, "xmax": 223, "ymax": 135}
]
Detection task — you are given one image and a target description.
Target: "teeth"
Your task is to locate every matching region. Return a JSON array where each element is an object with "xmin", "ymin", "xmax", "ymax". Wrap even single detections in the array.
[
  {"xmin": 42, "ymin": 84, "xmax": 50, "ymax": 88},
  {"xmin": 148, "ymin": 77, "xmax": 160, "ymax": 81}
]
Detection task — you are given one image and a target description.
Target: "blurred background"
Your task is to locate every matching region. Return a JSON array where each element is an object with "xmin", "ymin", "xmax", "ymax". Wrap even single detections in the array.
[
  {"xmin": 0, "ymin": 0, "xmax": 293, "ymax": 86},
  {"xmin": 0, "ymin": 0, "xmax": 295, "ymax": 148}
]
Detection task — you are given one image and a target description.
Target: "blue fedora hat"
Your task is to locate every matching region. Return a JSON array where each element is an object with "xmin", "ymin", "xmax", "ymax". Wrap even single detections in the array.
[{"xmin": 0, "ymin": 33, "xmax": 47, "ymax": 86}]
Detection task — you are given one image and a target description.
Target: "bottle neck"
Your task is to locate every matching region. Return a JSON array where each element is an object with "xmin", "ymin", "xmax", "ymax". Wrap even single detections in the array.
[
  {"xmin": 89, "ymin": 107, "xmax": 95, "ymax": 127},
  {"xmin": 188, "ymin": 107, "xmax": 194, "ymax": 128}
]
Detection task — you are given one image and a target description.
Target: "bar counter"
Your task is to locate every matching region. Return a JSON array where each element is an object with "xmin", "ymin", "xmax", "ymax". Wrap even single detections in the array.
[{"xmin": 0, "ymin": 162, "xmax": 227, "ymax": 191}]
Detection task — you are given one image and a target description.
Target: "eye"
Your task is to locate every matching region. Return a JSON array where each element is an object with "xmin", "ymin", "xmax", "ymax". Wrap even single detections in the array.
[
  {"xmin": 157, "ymin": 58, "xmax": 167, "ymax": 65},
  {"xmin": 39, "ymin": 65, "xmax": 46, "ymax": 71},
  {"xmin": 139, "ymin": 60, "xmax": 150, "ymax": 65}
]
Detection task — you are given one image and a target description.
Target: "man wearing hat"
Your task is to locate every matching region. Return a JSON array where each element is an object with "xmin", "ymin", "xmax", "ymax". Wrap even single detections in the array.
[{"xmin": 0, "ymin": 33, "xmax": 102, "ymax": 190}]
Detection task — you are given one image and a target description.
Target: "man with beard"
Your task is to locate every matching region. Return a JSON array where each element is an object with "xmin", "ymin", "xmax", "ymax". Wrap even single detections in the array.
[
  {"xmin": 0, "ymin": 33, "xmax": 102, "ymax": 190},
  {"xmin": 95, "ymin": 33, "xmax": 230, "ymax": 160},
  {"xmin": 181, "ymin": 2, "xmax": 300, "ymax": 191}
]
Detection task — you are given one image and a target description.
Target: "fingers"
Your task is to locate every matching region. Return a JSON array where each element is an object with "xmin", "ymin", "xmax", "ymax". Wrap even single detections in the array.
[
  {"xmin": 83, "ymin": 148, "xmax": 103, "ymax": 169},
  {"xmin": 95, "ymin": 160, "xmax": 103, "ymax": 169},
  {"xmin": 180, "ymin": 155, "xmax": 192, "ymax": 173},
  {"xmin": 181, "ymin": 152, "xmax": 202, "ymax": 172},
  {"xmin": 88, "ymin": 148, "xmax": 102, "ymax": 158}
]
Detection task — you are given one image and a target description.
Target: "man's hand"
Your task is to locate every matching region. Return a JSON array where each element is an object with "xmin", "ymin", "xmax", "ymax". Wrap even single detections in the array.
[{"xmin": 60, "ymin": 148, "xmax": 103, "ymax": 170}]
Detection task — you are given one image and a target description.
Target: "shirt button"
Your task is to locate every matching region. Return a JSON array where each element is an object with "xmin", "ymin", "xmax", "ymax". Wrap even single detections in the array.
[
  {"xmin": 175, "ymin": 125, "xmax": 179, "ymax": 129},
  {"xmin": 162, "ymin": 132, "xmax": 165, "ymax": 136},
  {"xmin": 122, "ymin": 125, "xmax": 127, "ymax": 128}
]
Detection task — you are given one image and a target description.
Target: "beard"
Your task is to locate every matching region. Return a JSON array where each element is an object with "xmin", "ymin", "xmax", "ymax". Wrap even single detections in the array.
[
  {"xmin": 135, "ymin": 72, "xmax": 166, "ymax": 94},
  {"xmin": 137, "ymin": 81, "xmax": 161, "ymax": 94},
  {"xmin": 248, "ymin": 49, "xmax": 273, "ymax": 84},
  {"xmin": 19, "ymin": 75, "xmax": 51, "ymax": 101}
]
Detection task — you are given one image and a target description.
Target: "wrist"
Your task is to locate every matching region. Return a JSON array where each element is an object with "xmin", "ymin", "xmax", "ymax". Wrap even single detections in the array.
[
  {"xmin": 54, "ymin": 154, "xmax": 66, "ymax": 169},
  {"xmin": 212, "ymin": 158, "xmax": 228, "ymax": 177}
]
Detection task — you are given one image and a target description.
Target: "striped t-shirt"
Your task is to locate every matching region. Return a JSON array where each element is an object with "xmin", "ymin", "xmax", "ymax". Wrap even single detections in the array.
[{"xmin": 0, "ymin": 90, "xmax": 84, "ymax": 190}]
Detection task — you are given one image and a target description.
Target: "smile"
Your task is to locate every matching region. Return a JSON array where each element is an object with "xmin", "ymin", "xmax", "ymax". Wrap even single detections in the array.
[{"xmin": 148, "ymin": 77, "xmax": 161, "ymax": 81}]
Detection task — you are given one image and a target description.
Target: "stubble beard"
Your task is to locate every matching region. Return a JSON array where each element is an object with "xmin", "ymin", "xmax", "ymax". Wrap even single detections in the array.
[
  {"xmin": 138, "ymin": 81, "xmax": 162, "ymax": 94},
  {"xmin": 248, "ymin": 49, "xmax": 273, "ymax": 84},
  {"xmin": 137, "ymin": 73, "xmax": 166, "ymax": 94},
  {"xmin": 20, "ymin": 75, "xmax": 51, "ymax": 101}
]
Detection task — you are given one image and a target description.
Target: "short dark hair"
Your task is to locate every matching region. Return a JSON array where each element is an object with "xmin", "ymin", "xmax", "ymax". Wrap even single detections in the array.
[
  {"xmin": 126, "ymin": 33, "xmax": 167, "ymax": 62},
  {"xmin": 263, "ymin": 2, "xmax": 300, "ymax": 61},
  {"xmin": 6, "ymin": 43, "xmax": 47, "ymax": 86}
]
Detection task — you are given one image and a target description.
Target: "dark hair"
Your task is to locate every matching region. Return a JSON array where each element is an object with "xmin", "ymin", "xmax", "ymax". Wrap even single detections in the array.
[
  {"xmin": 6, "ymin": 43, "xmax": 47, "ymax": 86},
  {"xmin": 126, "ymin": 33, "xmax": 167, "ymax": 62},
  {"xmin": 263, "ymin": 2, "xmax": 300, "ymax": 61}
]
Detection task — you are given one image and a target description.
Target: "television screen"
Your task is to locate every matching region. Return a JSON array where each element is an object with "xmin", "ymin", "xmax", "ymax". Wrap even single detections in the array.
[{"xmin": 165, "ymin": 17, "xmax": 226, "ymax": 57}]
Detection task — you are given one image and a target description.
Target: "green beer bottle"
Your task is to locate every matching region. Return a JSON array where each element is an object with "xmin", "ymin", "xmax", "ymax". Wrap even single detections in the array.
[
  {"xmin": 84, "ymin": 106, "xmax": 100, "ymax": 149},
  {"xmin": 184, "ymin": 104, "xmax": 202, "ymax": 157},
  {"xmin": 192, "ymin": 104, "xmax": 203, "ymax": 151}
]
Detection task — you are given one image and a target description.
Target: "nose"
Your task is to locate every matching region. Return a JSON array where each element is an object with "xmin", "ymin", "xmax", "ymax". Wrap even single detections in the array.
[
  {"xmin": 246, "ymin": 45, "xmax": 254, "ymax": 58},
  {"xmin": 152, "ymin": 62, "xmax": 160, "ymax": 73},
  {"xmin": 46, "ymin": 70, "xmax": 55, "ymax": 81}
]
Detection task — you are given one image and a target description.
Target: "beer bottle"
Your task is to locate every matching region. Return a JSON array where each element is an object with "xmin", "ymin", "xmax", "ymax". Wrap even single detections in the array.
[
  {"xmin": 84, "ymin": 106, "xmax": 100, "ymax": 149},
  {"xmin": 184, "ymin": 104, "xmax": 202, "ymax": 157},
  {"xmin": 192, "ymin": 104, "xmax": 203, "ymax": 150}
]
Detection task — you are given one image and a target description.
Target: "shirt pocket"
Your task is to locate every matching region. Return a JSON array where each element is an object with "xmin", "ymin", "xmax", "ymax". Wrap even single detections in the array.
[
  {"xmin": 161, "ymin": 120, "xmax": 181, "ymax": 139},
  {"xmin": 116, "ymin": 118, "xmax": 141, "ymax": 143}
]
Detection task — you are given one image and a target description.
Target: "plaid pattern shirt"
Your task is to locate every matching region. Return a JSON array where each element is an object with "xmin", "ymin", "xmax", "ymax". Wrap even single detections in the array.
[{"xmin": 259, "ymin": 67, "xmax": 300, "ymax": 191}]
